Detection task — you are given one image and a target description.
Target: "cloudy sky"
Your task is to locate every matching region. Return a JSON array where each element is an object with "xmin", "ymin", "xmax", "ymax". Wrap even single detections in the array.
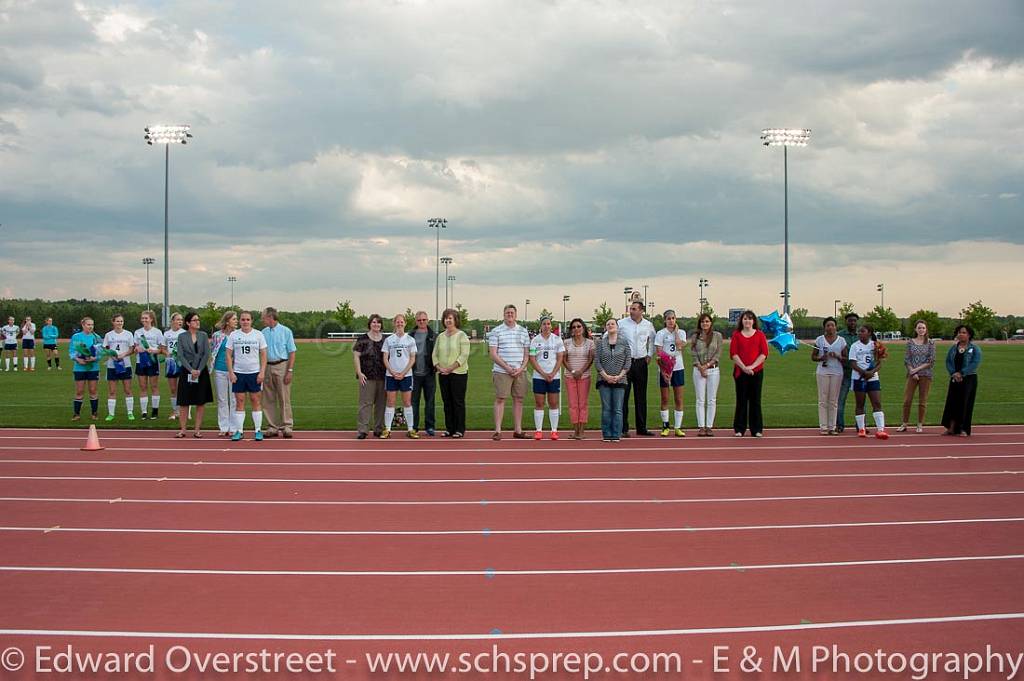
[{"xmin": 1, "ymin": 0, "xmax": 1021, "ymax": 320}]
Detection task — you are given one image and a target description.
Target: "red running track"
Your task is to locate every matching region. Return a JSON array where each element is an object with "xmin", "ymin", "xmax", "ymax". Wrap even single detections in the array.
[{"xmin": 0, "ymin": 426, "xmax": 1023, "ymax": 679}]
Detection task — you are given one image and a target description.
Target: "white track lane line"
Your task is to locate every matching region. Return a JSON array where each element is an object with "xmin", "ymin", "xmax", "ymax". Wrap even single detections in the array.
[
  {"xmin": 2, "ymin": 489, "xmax": 1022, "ymax": 507},
  {"xmin": 1, "ymin": 454, "xmax": 1023, "ymax": 468},
  {"xmin": 1, "ymin": 554, "xmax": 1023, "ymax": 577},
  {"xmin": 3, "ymin": 441, "xmax": 1024, "ymax": 455},
  {"xmin": 1, "ymin": 470, "xmax": 1022, "ymax": 484},
  {"xmin": 1, "ymin": 612, "xmax": 1023, "ymax": 640},
  {"xmin": 3, "ymin": 517, "xmax": 1024, "ymax": 537}
]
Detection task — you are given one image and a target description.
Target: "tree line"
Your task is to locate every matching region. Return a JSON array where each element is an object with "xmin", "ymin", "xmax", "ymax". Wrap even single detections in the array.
[{"xmin": 1, "ymin": 297, "xmax": 1018, "ymax": 340}]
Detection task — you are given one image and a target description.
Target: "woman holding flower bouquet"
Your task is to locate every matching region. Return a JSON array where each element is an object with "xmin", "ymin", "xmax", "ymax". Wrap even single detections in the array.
[
  {"xmin": 134, "ymin": 310, "xmax": 164, "ymax": 420},
  {"xmin": 847, "ymin": 324, "xmax": 889, "ymax": 439},
  {"xmin": 162, "ymin": 313, "xmax": 186, "ymax": 421},
  {"xmin": 102, "ymin": 313, "xmax": 137, "ymax": 422},
  {"xmin": 654, "ymin": 309, "xmax": 687, "ymax": 437},
  {"xmin": 70, "ymin": 317, "xmax": 102, "ymax": 421}
]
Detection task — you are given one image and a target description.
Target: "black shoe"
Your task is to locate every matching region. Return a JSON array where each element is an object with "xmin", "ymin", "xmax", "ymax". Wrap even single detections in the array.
[
  {"xmin": 637, "ymin": 430, "xmax": 656, "ymax": 437},
  {"xmin": 426, "ymin": 429, "xmax": 435, "ymax": 437},
  {"xmin": 356, "ymin": 432, "xmax": 368, "ymax": 440}
]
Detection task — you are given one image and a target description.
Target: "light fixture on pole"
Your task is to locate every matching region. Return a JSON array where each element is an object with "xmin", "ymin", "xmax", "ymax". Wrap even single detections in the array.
[
  {"xmin": 761, "ymin": 127, "xmax": 810, "ymax": 316},
  {"xmin": 699, "ymin": 278, "xmax": 709, "ymax": 314},
  {"xmin": 525, "ymin": 299, "xmax": 531, "ymax": 322},
  {"xmin": 142, "ymin": 258, "xmax": 155, "ymax": 311},
  {"xmin": 448, "ymin": 275, "xmax": 456, "ymax": 308},
  {"xmin": 648, "ymin": 300, "xmax": 655, "ymax": 317},
  {"xmin": 562, "ymin": 295, "xmax": 570, "ymax": 335},
  {"xmin": 623, "ymin": 286, "xmax": 633, "ymax": 315},
  {"xmin": 834, "ymin": 299, "xmax": 841, "ymax": 318},
  {"xmin": 642, "ymin": 284, "xmax": 649, "ymax": 307},
  {"xmin": 144, "ymin": 125, "xmax": 192, "ymax": 328},
  {"xmin": 227, "ymin": 276, "xmax": 238, "ymax": 308},
  {"xmin": 877, "ymin": 283, "xmax": 885, "ymax": 310},
  {"xmin": 440, "ymin": 257, "xmax": 453, "ymax": 310},
  {"xmin": 426, "ymin": 218, "xmax": 447, "ymax": 332}
]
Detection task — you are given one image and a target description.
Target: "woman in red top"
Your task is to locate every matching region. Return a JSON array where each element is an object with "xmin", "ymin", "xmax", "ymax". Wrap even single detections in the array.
[{"xmin": 730, "ymin": 310, "xmax": 769, "ymax": 437}]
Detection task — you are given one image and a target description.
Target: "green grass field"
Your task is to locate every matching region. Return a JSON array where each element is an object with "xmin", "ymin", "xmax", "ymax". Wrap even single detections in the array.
[{"xmin": 1, "ymin": 341, "xmax": 1021, "ymax": 431}]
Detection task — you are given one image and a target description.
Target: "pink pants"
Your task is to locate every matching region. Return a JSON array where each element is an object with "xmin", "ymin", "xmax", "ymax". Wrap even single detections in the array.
[{"xmin": 565, "ymin": 374, "xmax": 591, "ymax": 424}]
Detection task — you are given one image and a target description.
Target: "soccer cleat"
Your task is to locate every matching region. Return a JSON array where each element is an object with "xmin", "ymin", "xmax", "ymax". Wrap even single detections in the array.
[
  {"xmin": 857, "ymin": 429, "xmax": 868, "ymax": 438},
  {"xmin": 550, "ymin": 431, "xmax": 559, "ymax": 441},
  {"xmin": 875, "ymin": 430, "xmax": 889, "ymax": 440},
  {"xmin": 139, "ymin": 413, "xmax": 148, "ymax": 421},
  {"xmin": 534, "ymin": 431, "xmax": 543, "ymax": 440},
  {"xmin": 675, "ymin": 429, "xmax": 686, "ymax": 437},
  {"xmin": 71, "ymin": 414, "xmax": 81, "ymax": 421},
  {"xmin": 254, "ymin": 431, "xmax": 264, "ymax": 441},
  {"xmin": 104, "ymin": 414, "xmax": 115, "ymax": 422},
  {"xmin": 231, "ymin": 432, "xmax": 243, "ymax": 441},
  {"xmin": 407, "ymin": 430, "xmax": 419, "ymax": 439},
  {"xmin": 381, "ymin": 429, "xmax": 391, "ymax": 439},
  {"xmin": 660, "ymin": 427, "xmax": 670, "ymax": 437},
  {"xmin": 168, "ymin": 413, "xmax": 178, "ymax": 421},
  {"xmin": 126, "ymin": 413, "xmax": 135, "ymax": 422}
]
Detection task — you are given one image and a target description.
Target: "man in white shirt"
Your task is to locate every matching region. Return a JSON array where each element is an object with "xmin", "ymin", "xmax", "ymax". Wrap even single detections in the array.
[
  {"xmin": 488, "ymin": 304, "xmax": 530, "ymax": 440},
  {"xmin": 617, "ymin": 301, "xmax": 656, "ymax": 436}
]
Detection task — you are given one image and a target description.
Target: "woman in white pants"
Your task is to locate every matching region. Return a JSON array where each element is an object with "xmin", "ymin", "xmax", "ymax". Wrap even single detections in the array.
[
  {"xmin": 689, "ymin": 313, "xmax": 723, "ymax": 436},
  {"xmin": 209, "ymin": 311, "xmax": 238, "ymax": 436},
  {"xmin": 812, "ymin": 317, "xmax": 847, "ymax": 435}
]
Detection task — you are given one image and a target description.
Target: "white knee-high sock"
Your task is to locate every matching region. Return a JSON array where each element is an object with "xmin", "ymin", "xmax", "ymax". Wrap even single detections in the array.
[
  {"xmin": 107, "ymin": 399, "xmax": 116, "ymax": 415},
  {"xmin": 855, "ymin": 413, "xmax": 866, "ymax": 430},
  {"xmin": 233, "ymin": 411, "xmax": 245, "ymax": 433},
  {"xmin": 674, "ymin": 410, "xmax": 684, "ymax": 429},
  {"xmin": 151, "ymin": 395, "xmax": 160, "ymax": 409},
  {"xmin": 140, "ymin": 397, "xmax": 149, "ymax": 415},
  {"xmin": 4, "ymin": 358, "xmax": 8, "ymax": 370},
  {"xmin": 660, "ymin": 409, "xmax": 669, "ymax": 426},
  {"xmin": 384, "ymin": 407, "xmax": 395, "ymax": 431},
  {"xmin": 548, "ymin": 408, "xmax": 559, "ymax": 432},
  {"xmin": 402, "ymin": 406, "xmax": 414, "ymax": 431},
  {"xmin": 534, "ymin": 409, "xmax": 545, "ymax": 431},
  {"xmin": 252, "ymin": 410, "xmax": 263, "ymax": 432},
  {"xmin": 24, "ymin": 356, "xmax": 29, "ymax": 369},
  {"xmin": 30, "ymin": 357, "xmax": 35, "ymax": 369},
  {"xmin": 125, "ymin": 397, "xmax": 134, "ymax": 414},
  {"xmin": 171, "ymin": 397, "xmax": 178, "ymax": 414},
  {"xmin": 872, "ymin": 411, "xmax": 885, "ymax": 431}
]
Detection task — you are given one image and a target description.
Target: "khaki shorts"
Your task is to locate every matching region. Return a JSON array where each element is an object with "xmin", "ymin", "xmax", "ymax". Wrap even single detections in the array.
[{"xmin": 493, "ymin": 371, "xmax": 528, "ymax": 400}]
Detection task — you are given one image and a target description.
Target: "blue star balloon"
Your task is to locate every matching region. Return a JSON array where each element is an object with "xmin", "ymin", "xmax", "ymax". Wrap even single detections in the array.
[
  {"xmin": 759, "ymin": 310, "xmax": 788, "ymax": 337},
  {"xmin": 769, "ymin": 332, "xmax": 801, "ymax": 355}
]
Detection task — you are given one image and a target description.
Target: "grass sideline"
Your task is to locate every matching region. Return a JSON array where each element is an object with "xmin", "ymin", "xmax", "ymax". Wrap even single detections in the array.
[{"xmin": 1, "ymin": 340, "xmax": 1021, "ymax": 431}]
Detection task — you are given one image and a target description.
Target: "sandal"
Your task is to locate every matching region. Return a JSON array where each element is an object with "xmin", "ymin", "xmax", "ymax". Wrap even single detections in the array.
[
  {"xmin": 491, "ymin": 432, "xmax": 501, "ymax": 441},
  {"xmin": 175, "ymin": 431, "xmax": 186, "ymax": 438},
  {"xmin": 193, "ymin": 431, "xmax": 203, "ymax": 438}
]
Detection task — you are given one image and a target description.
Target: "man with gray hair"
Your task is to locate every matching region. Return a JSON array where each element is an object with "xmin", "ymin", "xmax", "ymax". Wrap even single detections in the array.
[{"xmin": 260, "ymin": 307, "xmax": 297, "ymax": 438}]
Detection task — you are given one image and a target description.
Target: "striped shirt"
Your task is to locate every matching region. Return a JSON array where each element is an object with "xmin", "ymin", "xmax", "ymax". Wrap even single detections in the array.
[
  {"xmin": 488, "ymin": 323, "xmax": 530, "ymax": 374},
  {"xmin": 594, "ymin": 337, "xmax": 632, "ymax": 385}
]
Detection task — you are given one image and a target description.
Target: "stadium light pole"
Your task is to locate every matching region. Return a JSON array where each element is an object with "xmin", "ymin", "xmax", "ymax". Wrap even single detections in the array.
[
  {"xmin": 227, "ymin": 276, "xmax": 237, "ymax": 308},
  {"xmin": 699, "ymin": 278, "xmax": 709, "ymax": 314},
  {"xmin": 426, "ymin": 218, "xmax": 447, "ymax": 332},
  {"xmin": 142, "ymin": 258, "xmax": 155, "ymax": 310},
  {"xmin": 834, "ymin": 299, "xmax": 841, "ymax": 318},
  {"xmin": 448, "ymin": 275, "xmax": 456, "ymax": 308},
  {"xmin": 642, "ymin": 284, "xmax": 649, "ymax": 307},
  {"xmin": 623, "ymin": 286, "xmax": 632, "ymax": 315},
  {"xmin": 440, "ymin": 257, "xmax": 453, "ymax": 310},
  {"xmin": 145, "ymin": 125, "xmax": 192, "ymax": 328},
  {"xmin": 877, "ymin": 283, "xmax": 885, "ymax": 310},
  {"xmin": 761, "ymin": 127, "xmax": 810, "ymax": 316},
  {"xmin": 525, "ymin": 299, "xmax": 531, "ymax": 322},
  {"xmin": 562, "ymin": 295, "xmax": 570, "ymax": 335}
]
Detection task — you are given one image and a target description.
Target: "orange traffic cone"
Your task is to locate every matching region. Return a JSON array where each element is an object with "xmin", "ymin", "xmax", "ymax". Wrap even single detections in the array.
[{"xmin": 81, "ymin": 424, "xmax": 104, "ymax": 452}]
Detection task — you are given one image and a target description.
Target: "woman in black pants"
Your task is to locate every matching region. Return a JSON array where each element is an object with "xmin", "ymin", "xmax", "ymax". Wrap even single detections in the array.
[
  {"xmin": 730, "ymin": 310, "xmax": 769, "ymax": 437},
  {"xmin": 432, "ymin": 308, "xmax": 471, "ymax": 438},
  {"xmin": 941, "ymin": 324, "xmax": 982, "ymax": 436}
]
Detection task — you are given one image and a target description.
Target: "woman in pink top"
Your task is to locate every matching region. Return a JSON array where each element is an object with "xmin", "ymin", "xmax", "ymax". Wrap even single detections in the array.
[
  {"xmin": 730, "ymin": 310, "xmax": 769, "ymax": 437},
  {"xmin": 563, "ymin": 318, "xmax": 595, "ymax": 440}
]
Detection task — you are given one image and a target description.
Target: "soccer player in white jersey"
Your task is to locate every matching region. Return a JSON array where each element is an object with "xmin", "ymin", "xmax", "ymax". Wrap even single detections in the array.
[
  {"xmin": 381, "ymin": 314, "xmax": 419, "ymax": 439},
  {"xmin": 161, "ymin": 313, "xmax": 185, "ymax": 420},
  {"xmin": 529, "ymin": 316, "xmax": 565, "ymax": 440},
  {"xmin": 2, "ymin": 316, "xmax": 18, "ymax": 371},
  {"xmin": 20, "ymin": 317, "xmax": 36, "ymax": 371},
  {"xmin": 134, "ymin": 310, "xmax": 164, "ymax": 420},
  {"xmin": 102, "ymin": 313, "xmax": 137, "ymax": 421},
  {"xmin": 654, "ymin": 309, "xmax": 687, "ymax": 437},
  {"xmin": 226, "ymin": 310, "xmax": 268, "ymax": 441},
  {"xmin": 847, "ymin": 324, "xmax": 889, "ymax": 439}
]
